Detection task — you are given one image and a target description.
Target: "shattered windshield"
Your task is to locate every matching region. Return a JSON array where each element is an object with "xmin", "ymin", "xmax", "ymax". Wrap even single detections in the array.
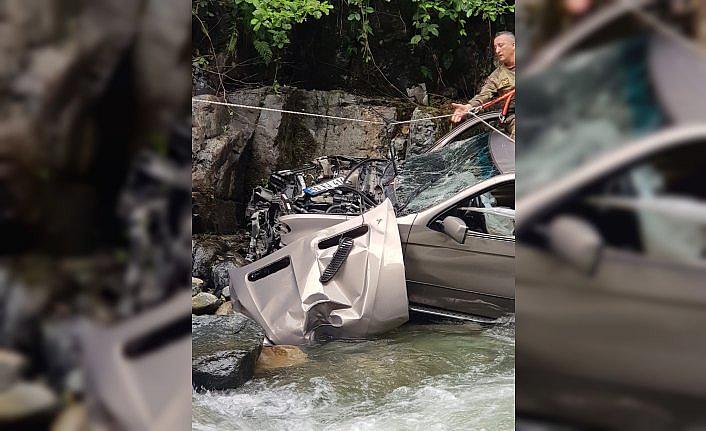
[
  {"xmin": 517, "ymin": 35, "xmax": 665, "ymax": 198},
  {"xmin": 393, "ymin": 132, "xmax": 500, "ymax": 216}
]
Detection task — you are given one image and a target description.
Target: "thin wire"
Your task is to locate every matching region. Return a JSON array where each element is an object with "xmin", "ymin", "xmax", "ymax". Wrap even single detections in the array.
[
  {"xmin": 192, "ymin": 96, "xmax": 514, "ymax": 142},
  {"xmin": 192, "ymin": 98, "xmax": 386, "ymax": 125},
  {"xmin": 466, "ymin": 111, "xmax": 516, "ymax": 143}
]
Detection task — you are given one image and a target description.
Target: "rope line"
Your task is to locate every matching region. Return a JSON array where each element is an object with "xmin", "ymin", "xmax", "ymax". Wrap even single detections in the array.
[
  {"xmin": 193, "ymin": 98, "xmax": 386, "ymax": 125},
  {"xmin": 466, "ymin": 111, "xmax": 516, "ymax": 143},
  {"xmin": 192, "ymin": 97, "xmax": 515, "ymax": 142}
]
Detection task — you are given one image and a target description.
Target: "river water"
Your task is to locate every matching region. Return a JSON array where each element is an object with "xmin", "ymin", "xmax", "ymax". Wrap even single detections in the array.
[{"xmin": 192, "ymin": 318, "xmax": 514, "ymax": 431}]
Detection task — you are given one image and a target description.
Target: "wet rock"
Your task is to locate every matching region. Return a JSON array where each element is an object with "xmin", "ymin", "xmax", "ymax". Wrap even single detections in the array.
[
  {"xmin": 192, "ymin": 94, "xmax": 227, "ymax": 140},
  {"xmin": 0, "ymin": 381, "xmax": 58, "ymax": 426},
  {"xmin": 192, "ymin": 193, "xmax": 241, "ymax": 234},
  {"xmin": 256, "ymin": 345, "xmax": 308, "ymax": 373},
  {"xmin": 292, "ymin": 89, "xmax": 396, "ymax": 158},
  {"xmin": 406, "ymin": 107, "xmax": 450, "ymax": 157},
  {"xmin": 211, "ymin": 257, "xmax": 245, "ymax": 297},
  {"xmin": 192, "ymin": 126, "xmax": 246, "ymax": 201},
  {"xmin": 191, "ymin": 235, "xmax": 228, "ymax": 285},
  {"xmin": 192, "ymin": 90, "xmax": 265, "ymax": 234},
  {"xmin": 192, "ymin": 277, "xmax": 204, "ymax": 296},
  {"xmin": 248, "ymin": 92, "xmax": 286, "ymax": 187},
  {"xmin": 192, "ymin": 314, "xmax": 264, "ymax": 391},
  {"xmin": 192, "ymin": 234, "xmax": 248, "ymax": 290},
  {"xmin": 391, "ymin": 136, "xmax": 407, "ymax": 159},
  {"xmin": 0, "ymin": 350, "xmax": 25, "ymax": 391},
  {"xmin": 215, "ymin": 301, "xmax": 232, "ymax": 316},
  {"xmin": 192, "ymin": 292, "xmax": 222, "ymax": 315},
  {"xmin": 221, "ymin": 286, "xmax": 231, "ymax": 300}
]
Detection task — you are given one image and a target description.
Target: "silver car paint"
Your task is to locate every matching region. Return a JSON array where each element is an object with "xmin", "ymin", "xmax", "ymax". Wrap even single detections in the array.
[
  {"xmin": 229, "ymin": 199, "xmax": 408, "ymax": 345},
  {"xmin": 78, "ymin": 291, "xmax": 192, "ymax": 430},
  {"xmin": 402, "ymin": 174, "xmax": 515, "ymax": 317},
  {"xmin": 274, "ymin": 173, "xmax": 516, "ymax": 318}
]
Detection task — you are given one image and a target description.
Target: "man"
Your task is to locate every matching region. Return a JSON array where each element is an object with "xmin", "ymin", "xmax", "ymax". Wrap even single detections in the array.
[{"xmin": 452, "ymin": 31, "xmax": 516, "ymax": 139}]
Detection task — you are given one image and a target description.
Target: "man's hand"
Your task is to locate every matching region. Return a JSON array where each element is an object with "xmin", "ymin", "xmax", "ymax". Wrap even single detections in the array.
[{"xmin": 451, "ymin": 103, "xmax": 479, "ymax": 123}]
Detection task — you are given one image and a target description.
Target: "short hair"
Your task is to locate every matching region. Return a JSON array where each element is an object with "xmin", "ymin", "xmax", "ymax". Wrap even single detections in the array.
[{"xmin": 494, "ymin": 31, "xmax": 515, "ymax": 42}]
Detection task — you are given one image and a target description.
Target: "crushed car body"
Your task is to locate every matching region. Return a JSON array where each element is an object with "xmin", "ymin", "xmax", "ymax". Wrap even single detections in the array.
[
  {"xmin": 244, "ymin": 112, "xmax": 510, "ymax": 261},
  {"xmin": 229, "ymin": 199, "xmax": 409, "ymax": 345},
  {"xmin": 230, "ymin": 112, "xmax": 515, "ymax": 342}
]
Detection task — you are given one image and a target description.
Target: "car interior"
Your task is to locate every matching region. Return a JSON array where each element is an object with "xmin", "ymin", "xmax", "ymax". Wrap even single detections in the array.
[
  {"xmin": 432, "ymin": 181, "xmax": 516, "ymax": 239},
  {"xmin": 540, "ymin": 140, "xmax": 706, "ymax": 265}
]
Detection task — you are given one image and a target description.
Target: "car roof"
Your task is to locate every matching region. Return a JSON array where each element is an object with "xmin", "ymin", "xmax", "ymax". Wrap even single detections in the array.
[{"xmin": 489, "ymin": 130, "xmax": 515, "ymax": 174}]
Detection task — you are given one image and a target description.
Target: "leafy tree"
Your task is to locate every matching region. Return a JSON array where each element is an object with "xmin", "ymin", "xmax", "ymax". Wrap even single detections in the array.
[{"xmin": 194, "ymin": 0, "xmax": 513, "ymax": 63}]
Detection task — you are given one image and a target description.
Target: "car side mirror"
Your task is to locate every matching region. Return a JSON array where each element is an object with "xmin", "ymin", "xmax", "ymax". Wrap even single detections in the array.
[
  {"xmin": 442, "ymin": 216, "xmax": 468, "ymax": 244},
  {"xmin": 546, "ymin": 215, "xmax": 603, "ymax": 274}
]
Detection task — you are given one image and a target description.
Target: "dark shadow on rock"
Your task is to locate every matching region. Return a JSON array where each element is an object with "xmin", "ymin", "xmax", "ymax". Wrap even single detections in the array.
[{"xmin": 192, "ymin": 314, "xmax": 264, "ymax": 391}]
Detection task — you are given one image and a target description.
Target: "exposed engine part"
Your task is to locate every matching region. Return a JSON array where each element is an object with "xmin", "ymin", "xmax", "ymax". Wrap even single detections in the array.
[{"xmin": 245, "ymin": 155, "xmax": 390, "ymax": 261}]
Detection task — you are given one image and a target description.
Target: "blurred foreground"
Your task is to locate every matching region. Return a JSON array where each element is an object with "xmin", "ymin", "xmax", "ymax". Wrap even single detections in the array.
[
  {"xmin": 0, "ymin": 1, "xmax": 191, "ymax": 429},
  {"xmin": 516, "ymin": 1, "xmax": 706, "ymax": 429}
]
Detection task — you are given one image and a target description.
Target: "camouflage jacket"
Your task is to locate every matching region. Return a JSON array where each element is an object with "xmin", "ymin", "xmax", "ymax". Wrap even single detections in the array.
[{"xmin": 468, "ymin": 63, "xmax": 515, "ymax": 111}]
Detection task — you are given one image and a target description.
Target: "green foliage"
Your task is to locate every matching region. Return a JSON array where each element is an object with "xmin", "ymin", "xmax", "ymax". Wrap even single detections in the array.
[
  {"xmin": 343, "ymin": 0, "xmax": 513, "ymax": 68},
  {"xmin": 345, "ymin": 0, "xmax": 386, "ymax": 62},
  {"xmin": 193, "ymin": 0, "xmax": 334, "ymax": 64},
  {"xmin": 194, "ymin": 0, "xmax": 514, "ymax": 77},
  {"xmin": 192, "ymin": 55, "xmax": 209, "ymax": 69},
  {"xmin": 409, "ymin": 0, "xmax": 513, "ymax": 45}
]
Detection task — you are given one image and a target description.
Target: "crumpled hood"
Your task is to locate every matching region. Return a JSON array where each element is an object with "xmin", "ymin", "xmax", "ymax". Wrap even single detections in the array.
[{"xmin": 228, "ymin": 199, "xmax": 409, "ymax": 345}]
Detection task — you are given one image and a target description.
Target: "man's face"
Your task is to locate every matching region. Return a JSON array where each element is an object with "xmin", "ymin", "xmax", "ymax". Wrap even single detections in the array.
[{"xmin": 494, "ymin": 35, "xmax": 515, "ymax": 65}]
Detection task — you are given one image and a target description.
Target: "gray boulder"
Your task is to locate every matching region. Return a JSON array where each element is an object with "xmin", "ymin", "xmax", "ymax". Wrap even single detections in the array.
[
  {"xmin": 192, "ymin": 89, "xmax": 266, "ymax": 234},
  {"xmin": 215, "ymin": 301, "xmax": 232, "ymax": 316},
  {"xmin": 192, "ymin": 314, "xmax": 264, "ymax": 391},
  {"xmin": 406, "ymin": 107, "xmax": 450, "ymax": 157},
  {"xmin": 221, "ymin": 286, "xmax": 231, "ymax": 300},
  {"xmin": 191, "ymin": 235, "xmax": 228, "ymax": 285},
  {"xmin": 192, "ymin": 234, "xmax": 248, "ymax": 291},
  {"xmin": 192, "ymin": 277, "xmax": 204, "ymax": 296},
  {"xmin": 406, "ymin": 83, "xmax": 428, "ymax": 106},
  {"xmin": 192, "ymin": 292, "xmax": 222, "ymax": 315},
  {"xmin": 211, "ymin": 256, "xmax": 246, "ymax": 297}
]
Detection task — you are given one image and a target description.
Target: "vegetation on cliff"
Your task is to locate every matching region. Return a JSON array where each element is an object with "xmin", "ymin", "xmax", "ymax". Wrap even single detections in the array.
[{"xmin": 193, "ymin": 0, "xmax": 514, "ymax": 98}]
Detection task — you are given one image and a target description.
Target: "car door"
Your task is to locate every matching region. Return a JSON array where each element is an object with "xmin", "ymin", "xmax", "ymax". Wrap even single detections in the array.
[
  {"xmin": 404, "ymin": 178, "xmax": 515, "ymax": 318},
  {"xmin": 517, "ymin": 135, "xmax": 706, "ymax": 427}
]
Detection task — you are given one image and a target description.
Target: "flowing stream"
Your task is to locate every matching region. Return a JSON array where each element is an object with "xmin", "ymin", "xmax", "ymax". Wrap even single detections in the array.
[{"xmin": 193, "ymin": 319, "xmax": 514, "ymax": 431}]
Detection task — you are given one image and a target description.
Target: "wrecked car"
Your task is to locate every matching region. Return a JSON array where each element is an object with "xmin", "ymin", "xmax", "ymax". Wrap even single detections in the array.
[
  {"xmin": 276, "ymin": 127, "xmax": 515, "ymax": 322},
  {"xmin": 229, "ymin": 199, "xmax": 408, "ymax": 345},
  {"xmin": 229, "ymin": 113, "xmax": 515, "ymax": 345},
  {"xmin": 244, "ymin": 111, "xmax": 508, "ymax": 261},
  {"xmin": 516, "ymin": 11, "xmax": 706, "ymax": 429}
]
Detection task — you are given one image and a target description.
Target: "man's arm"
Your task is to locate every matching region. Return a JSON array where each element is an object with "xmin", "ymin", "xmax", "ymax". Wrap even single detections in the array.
[{"xmin": 468, "ymin": 69, "xmax": 499, "ymax": 108}]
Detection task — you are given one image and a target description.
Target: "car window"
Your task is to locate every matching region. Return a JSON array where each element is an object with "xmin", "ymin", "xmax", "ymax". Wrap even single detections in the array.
[
  {"xmin": 555, "ymin": 141, "xmax": 706, "ymax": 265},
  {"xmin": 433, "ymin": 114, "xmax": 502, "ymax": 151},
  {"xmin": 435, "ymin": 181, "xmax": 515, "ymax": 239},
  {"xmin": 517, "ymin": 35, "xmax": 665, "ymax": 198},
  {"xmin": 394, "ymin": 132, "xmax": 500, "ymax": 217}
]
